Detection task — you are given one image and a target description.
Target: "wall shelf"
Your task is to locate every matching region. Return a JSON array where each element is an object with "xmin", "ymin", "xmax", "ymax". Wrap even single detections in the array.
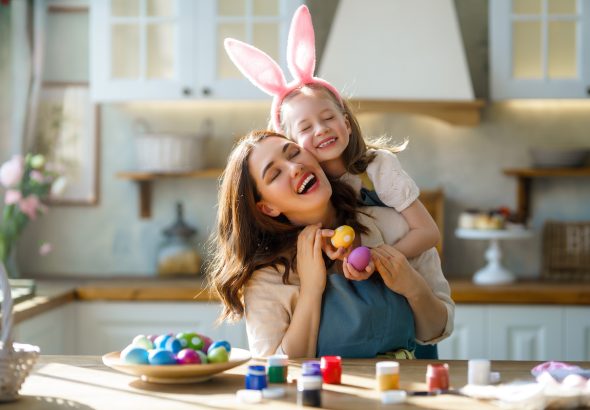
[
  {"xmin": 117, "ymin": 169, "xmax": 223, "ymax": 218},
  {"xmin": 503, "ymin": 167, "xmax": 590, "ymax": 222}
]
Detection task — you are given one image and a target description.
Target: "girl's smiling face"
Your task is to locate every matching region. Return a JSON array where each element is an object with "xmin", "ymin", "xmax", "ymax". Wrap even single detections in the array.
[
  {"xmin": 248, "ymin": 136, "xmax": 333, "ymax": 226},
  {"xmin": 281, "ymin": 89, "xmax": 351, "ymax": 171}
]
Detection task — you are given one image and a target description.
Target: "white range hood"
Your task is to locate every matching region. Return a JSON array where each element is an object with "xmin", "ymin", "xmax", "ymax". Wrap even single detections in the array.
[{"xmin": 318, "ymin": 0, "xmax": 484, "ymax": 125}]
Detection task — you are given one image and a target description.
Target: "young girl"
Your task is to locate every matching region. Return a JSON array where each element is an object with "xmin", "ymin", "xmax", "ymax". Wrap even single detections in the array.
[
  {"xmin": 207, "ymin": 131, "xmax": 453, "ymax": 358},
  {"xmin": 224, "ymin": 5, "xmax": 439, "ymax": 263}
]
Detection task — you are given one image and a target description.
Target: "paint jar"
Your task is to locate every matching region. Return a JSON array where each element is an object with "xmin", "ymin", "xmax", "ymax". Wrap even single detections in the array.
[
  {"xmin": 302, "ymin": 360, "xmax": 322, "ymax": 376},
  {"xmin": 320, "ymin": 356, "xmax": 342, "ymax": 384},
  {"xmin": 245, "ymin": 365, "xmax": 267, "ymax": 390},
  {"xmin": 297, "ymin": 374, "xmax": 322, "ymax": 407},
  {"xmin": 376, "ymin": 361, "xmax": 400, "ymax": 391},
  {"xmin": 267, "ymin": 354, "xmax": 289, "ymax": 383},
  {"xmin": 468, "ymin": 359, "xmax": 491, "ymax": 385},
  {"xmin": 426, "ymin": 363, "xmax": 449, "ymax": 391}
]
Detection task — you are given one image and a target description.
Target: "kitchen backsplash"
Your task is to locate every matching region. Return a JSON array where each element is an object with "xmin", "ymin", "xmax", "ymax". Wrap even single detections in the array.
[{"xmin": 18, "ymin": 100, "xmax": 590, "ymax": 278}]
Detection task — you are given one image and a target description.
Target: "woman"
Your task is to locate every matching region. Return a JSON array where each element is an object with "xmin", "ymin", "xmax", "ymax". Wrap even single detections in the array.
[{"xmin": 207, "ymin": 130, "xmax": 453, "ymax": 358}]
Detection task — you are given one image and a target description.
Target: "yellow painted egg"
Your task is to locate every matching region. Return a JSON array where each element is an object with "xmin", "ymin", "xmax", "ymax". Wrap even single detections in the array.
[{"xmin": 331, "ymin": 225, "xmax": 355, "ymax": 248}]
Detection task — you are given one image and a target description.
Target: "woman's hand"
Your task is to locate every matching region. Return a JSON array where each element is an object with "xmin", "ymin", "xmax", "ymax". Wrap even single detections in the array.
[
  {"xmin": 297, "ymin": 224, "xmax": 328, "ymax": 295},
  {"xmin": 371, "ymin": 244, "xmax": 419, "ymax": 297}
]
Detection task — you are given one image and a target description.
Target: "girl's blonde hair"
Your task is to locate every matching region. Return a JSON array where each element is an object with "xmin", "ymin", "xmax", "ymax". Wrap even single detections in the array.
[
  {"xmin": 279, "ymin": 85, "xmax": 408, "ymax": 174},
  {"xmin": 206, "ymin": 130, "xmax": 368, "ymax": 322}
]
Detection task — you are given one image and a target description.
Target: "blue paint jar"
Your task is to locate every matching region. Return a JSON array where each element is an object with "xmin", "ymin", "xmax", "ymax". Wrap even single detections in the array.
[{"xmin": 245, "ymin": 365, "xmax": 268, "ymax": 390}]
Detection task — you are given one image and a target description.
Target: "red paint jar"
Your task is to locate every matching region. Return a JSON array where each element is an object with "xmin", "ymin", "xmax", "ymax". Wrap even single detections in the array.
[
  {"xmin": 320, "ymin": 356, "xmax": 342, "ymax": 384},
  {"xmin": 426, "ymin": 363, "xmax": 449, "ymax": 391}
]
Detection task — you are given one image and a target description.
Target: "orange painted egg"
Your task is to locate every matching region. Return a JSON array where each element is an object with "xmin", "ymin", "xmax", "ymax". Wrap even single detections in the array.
[{"xmin": 331, "ymin": 225, "xmax": 355, "ymax": 248}]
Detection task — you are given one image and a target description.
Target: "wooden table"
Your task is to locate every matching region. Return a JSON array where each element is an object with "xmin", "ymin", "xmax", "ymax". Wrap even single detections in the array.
[{"xmin": 4, "ymin": 355, "xmax": 587, "ymax": 409}]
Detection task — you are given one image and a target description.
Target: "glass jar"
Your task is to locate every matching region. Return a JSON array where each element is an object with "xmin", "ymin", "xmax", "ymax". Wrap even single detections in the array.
[{"xmin": 157, "ymin": 202, "xmax": 201, "ymax": 276}]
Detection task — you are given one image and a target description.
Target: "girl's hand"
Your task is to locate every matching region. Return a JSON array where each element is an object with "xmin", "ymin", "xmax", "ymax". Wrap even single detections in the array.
[
  {"xmin": 297, "ymin": 224, "xmax": 327, "ymax": 295},
  {"xmin": 342, "ymin": 257, "xmax": 375, "ymax": 281},
  {"xmin": 320, "ymin": 228, "xmax": 348, "ymax": 261},
  {"xmin": 371, "ymin": 244, "xmax": 418, "ymax": 296}
]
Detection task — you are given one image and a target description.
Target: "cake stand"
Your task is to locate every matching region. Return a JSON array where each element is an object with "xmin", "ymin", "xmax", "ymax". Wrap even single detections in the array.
[{"xmin": 455, "ymin": 228, "xmax": 534, "ymax": 285}]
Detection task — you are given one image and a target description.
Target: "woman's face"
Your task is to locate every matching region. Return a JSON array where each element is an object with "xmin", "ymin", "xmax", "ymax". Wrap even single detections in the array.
[
  {"xmin": 282, "ymin": 90, "xmax": 351, "ymax": 165},
  {"xmin": 248, "ymin": 136, "xmax": 332, "ymax": 226}
]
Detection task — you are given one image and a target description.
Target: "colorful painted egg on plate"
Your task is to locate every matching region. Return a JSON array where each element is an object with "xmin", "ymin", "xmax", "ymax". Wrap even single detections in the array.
[
  {"xmin": 148, "ymin": 348, "xmax": 177, "ymax": 365},
  {"xmin": 121, "ymin": 345, "xmax": 149, "ymax": 364}
]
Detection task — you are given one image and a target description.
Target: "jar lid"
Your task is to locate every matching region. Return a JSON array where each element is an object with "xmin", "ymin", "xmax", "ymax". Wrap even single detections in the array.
[
  {"xmin": 381, "ymin": 390, "xmax": 407, "ymax": 404},
  {"xmin": 321, "ymin": 356, "xmax": 341, "ymax": 369},
  {"xmin": 302, "ymin": 360, "xmax": 321, "ymax": 376},
  {"xmin": 268, "ymin": 354, "xmax": 289, "ymax": 367},
  {"xmin": 247, "ymin": 365, "xmax": 266, "ymax": 376},
  {"xmin": 376, "ymin": 361, "xmax": 399, "ymax": 374}
]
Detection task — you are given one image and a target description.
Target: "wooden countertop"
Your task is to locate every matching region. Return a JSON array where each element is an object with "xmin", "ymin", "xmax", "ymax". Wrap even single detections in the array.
[
  {"xmin": 11, "ymin": 276, "xmax": 590, "ymax": 325},
  {"xmin": 6, "ymin": 355, "xmax": 586, "ymax": 409}
]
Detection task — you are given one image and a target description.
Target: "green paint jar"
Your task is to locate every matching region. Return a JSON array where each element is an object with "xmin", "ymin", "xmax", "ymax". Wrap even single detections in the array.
[{"xmin": 267, "ymin": 354, "xmax": 289, "ymax": 383}]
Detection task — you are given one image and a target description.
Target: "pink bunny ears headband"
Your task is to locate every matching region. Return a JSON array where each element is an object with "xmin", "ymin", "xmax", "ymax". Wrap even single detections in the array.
[{"xmin": 224, "ymin": 5, "xmax": 342, "ymax": 132}]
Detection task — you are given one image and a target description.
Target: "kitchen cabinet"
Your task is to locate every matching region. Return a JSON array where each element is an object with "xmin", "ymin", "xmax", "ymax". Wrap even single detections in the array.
[
  {"xmin": 13, "ymin": 304, "xmax": 76, "ymax": 355},
  {"xmin": 90, "ymin": 0, "xmax": 301, "ymax": 101},
  {"xmin": 74, "ymin": 301, "xmax": 248, "ymax": 355},
  {"xmin": 490, "ymin": 0, "xmax": 590, "ymax": 99},
  {"xmin": 438, "ymin": 304, "xmax": 589, "ymax": 361}
]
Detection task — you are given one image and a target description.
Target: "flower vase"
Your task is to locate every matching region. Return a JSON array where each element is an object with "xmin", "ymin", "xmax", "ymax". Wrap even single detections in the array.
[{"xmin": 4, "ymin": 246, "xmax": 20, "ymax": 279}]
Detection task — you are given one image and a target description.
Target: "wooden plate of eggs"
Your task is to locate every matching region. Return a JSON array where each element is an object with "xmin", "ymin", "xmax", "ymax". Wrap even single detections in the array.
[{"xmin": 102, "ymin": 332, "xmax": 251, "ymax": 384}]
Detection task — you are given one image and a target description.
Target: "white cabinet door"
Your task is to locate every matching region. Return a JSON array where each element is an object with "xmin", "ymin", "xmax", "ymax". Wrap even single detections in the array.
[
  {"xmin": 13, "ymin": 304, "xmax": 76, "ymax": 355},
  {"xmin": 565, "ymin": 306, "xmax": 590, "ymax": 361},
  {"xmin": 75, "ymin": 301, "xmax": 247, "ymax": 355},
  {"xmin": 438, "ymin": 306, "xmax": 488, "ymax": 360},
  {"xmin": 91, "ymin": 0, "xmax": 195, "ymax": 101},
  {"xmin": 91, "ymin": 0, "xmax": 301, "ymax": 101},
  {"xmin": 490, "ymin": 0, "xmax": 590, "ymax": 99},
  {"xmin": 488, "ymin": 305, "xmax": 562, "ymax": 360}
]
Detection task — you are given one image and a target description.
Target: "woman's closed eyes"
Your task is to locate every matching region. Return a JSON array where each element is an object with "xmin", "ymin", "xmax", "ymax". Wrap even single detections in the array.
[{"xmin": 269, "ymin": 146, "xmax": 301, "ymax": 182}]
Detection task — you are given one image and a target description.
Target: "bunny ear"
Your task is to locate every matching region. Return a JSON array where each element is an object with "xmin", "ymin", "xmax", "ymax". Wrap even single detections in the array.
[
  {"xmin": 287, "ymin": 5, "xmax": 316, "ymax": 82},
  {"xmin": 224, "ymin": 38, "xmax": 288, "ymax": 96}
]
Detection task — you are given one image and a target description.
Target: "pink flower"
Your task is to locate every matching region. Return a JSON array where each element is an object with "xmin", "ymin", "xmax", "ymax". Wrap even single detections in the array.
[
  {"xmin": 39, "ymin": 242, "xmax": 53, "ymax": 256},
  {"xmin": 0, "ymin": 155, "xmax": 24, "ymax": 188},
  {"xmin": 5, "ymin": 189, "xmax": 22, "ymax": 205},
  {"xmin": 18, "ymin": 194, "xmax": 44, "ymax": 220},
  {"xmin": 30, "ymin": 170, "xmax": 44, "ymax": 183}
]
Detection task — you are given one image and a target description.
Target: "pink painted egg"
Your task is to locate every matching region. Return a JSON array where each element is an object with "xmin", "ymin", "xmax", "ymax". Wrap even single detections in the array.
[
  {"xmin": 348, "ymin": 246, "xmax": 371, "ymax": 271},
  {"xmin": 176, "ymin": 348, "xmax": 201, "ymax": 365}
]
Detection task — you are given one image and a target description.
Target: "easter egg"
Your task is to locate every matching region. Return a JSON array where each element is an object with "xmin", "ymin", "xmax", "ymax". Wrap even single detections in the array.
[
  {"xmin": 176, "ymin": 332, "xmax": 204, "ymax": 351},
  {"xmin": 208, "ymin": 340, "xmax": 231, "ymax": 354},
  {"xmin": 121, "ymin": 345, "xmax": 149, "ymax": 364},
  {"xmin": 154, "ymin": 334, "xmax": 171, "ymax": 349},
  {"xmin": 348, "ymin": 246, "xmax": 371, "ymax": 271},
  {"xmin": 198, "ymin": 334, "xmax": 214, "ymax": 353},
  {"xmin": 149, "ymin": 348, "xmax": 177, "ymax": 365},
  {"xmin": 196, "ymin": 350, "xmax": 208, "ymax": 364},
  {"xmin": 164, "ymin": 337, "xmax": 182, "ymax": 354},
  {"xmin": 207, "ymin": 346, "xmax": 229, "ymax": 363},
  {"xmin": 132, "ymin": 334, "xmax": 154, "ymax": 350},
  {"xmin": 331, "ymin": 225, "xmax": 355, "ymax": 248},
  {"xmin": 176, "ymin": 348, "xmax": 201, "ymax": 365},
  {"xmin": 146, "ymin": 334, "xmax": 158, "ymax": 343}
]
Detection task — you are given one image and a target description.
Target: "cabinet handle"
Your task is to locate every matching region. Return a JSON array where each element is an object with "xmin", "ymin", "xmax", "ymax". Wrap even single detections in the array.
[
  {"xmin": 587, "ymin": 86, "xmax": 590, "ymax": 96},
  {"xmin": 182, "ymin": 87, "xmax": 192, "ymax": 97},
  {"xmin": 202, "ymin": 87, "xmax": 211, "ymax": 96}
]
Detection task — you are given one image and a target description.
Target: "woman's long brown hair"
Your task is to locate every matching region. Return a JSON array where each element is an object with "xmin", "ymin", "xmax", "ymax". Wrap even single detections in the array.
[{"xmin": 206, "ymin": 130, "xmax": 367, "ymax": 322}]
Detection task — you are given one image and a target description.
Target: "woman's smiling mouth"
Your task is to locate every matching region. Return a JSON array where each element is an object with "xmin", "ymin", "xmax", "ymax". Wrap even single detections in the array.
[{"xmin": 297, "ymin": 173, "xmax": 318, "ymax": 194}]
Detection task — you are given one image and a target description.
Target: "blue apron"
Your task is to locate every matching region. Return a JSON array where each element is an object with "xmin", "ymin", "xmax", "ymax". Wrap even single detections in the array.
[
  {"xmin": 359, "ymin": 185, "xmax": 439, "ymax": 360},
  {"xmin": 316, "ymin": 272, "xmax": 415, "ymax": 358}
]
